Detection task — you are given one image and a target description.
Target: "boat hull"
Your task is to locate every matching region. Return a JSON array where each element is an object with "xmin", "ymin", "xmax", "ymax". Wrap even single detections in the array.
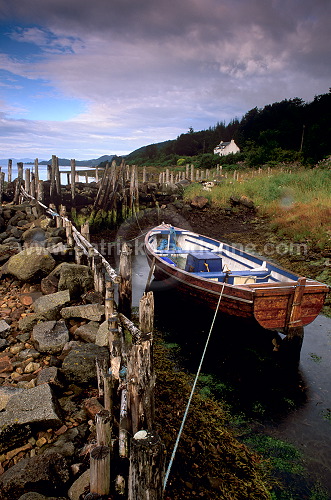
[{"xmin": 144, "ymin": 226, "xmax": 329, "ymax": 333}]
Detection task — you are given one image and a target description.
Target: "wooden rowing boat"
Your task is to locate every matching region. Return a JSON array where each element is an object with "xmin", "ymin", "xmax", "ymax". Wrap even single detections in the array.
[{"xmin": 144, "ymin": 224, "xmax": 329, "ymax": 334}]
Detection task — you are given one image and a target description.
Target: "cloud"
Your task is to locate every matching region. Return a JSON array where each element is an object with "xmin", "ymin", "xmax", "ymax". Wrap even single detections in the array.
[{"xmin": 0, "ymin": 0, "xmax": 330, "ymax": 158}]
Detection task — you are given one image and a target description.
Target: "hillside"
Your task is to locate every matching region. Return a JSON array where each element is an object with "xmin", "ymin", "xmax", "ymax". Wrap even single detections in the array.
[{"xmin": 126, "ymin": 90, "xmax": 331, "ymax": 167}]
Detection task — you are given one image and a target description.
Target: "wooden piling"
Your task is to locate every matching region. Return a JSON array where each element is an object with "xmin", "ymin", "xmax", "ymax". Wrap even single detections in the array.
[
  {"xmin": 90, "ymin": 445, "xmax": 111, "ymax": 496},
  {"xmin": 55, "ymin": 155, "xmax": 61, "ymax": 199},
  {"xmin": 81, "ymin": 220, "xmax": 90, "ymax": 243},
  {"xmin": 34, "ymin": 158, "xmax": 39, "ymax": 186},
  {"xmin": 50, "ymin": 156, "xmax": 56, "ymax": 200},
  {"xmin": 96, "ymin": 410, "xmax": 112, "ymax": 448},
  {"xmin": 119, "ymin": 243, "xmax": 132, "ymax": 319},
  {"xmin": 25, "ymin": 169, "xmax": 31, "ymax": 196},
  {"xmin": 128, "ymin": 431, "xmax": 165, "ymax": 500},
  {"xmin": 7, "ymin": 159, "xmax": 12, "ymax": 184},
  {"xmin": 0, "ymin": 172, "xmax": 5, "ymax": 204},
  {"xmin": 70, "ymin": 158, "xmax": 76, "ymax": 203}
]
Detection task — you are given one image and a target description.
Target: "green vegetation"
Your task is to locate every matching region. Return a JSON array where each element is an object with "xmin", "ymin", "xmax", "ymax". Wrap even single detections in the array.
[
  {"xmin": 126, "ymin": 91, "xmax": 331, "ymax": 168},
  {"xmin": 183, "ymin": 166, "xmax": 331, "ymax": 251}
]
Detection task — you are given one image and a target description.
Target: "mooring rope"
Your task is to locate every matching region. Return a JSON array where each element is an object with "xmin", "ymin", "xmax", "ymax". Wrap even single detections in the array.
[{"xmin": 163, "ymin": 282, "xmax": 226, "ymax": 491}]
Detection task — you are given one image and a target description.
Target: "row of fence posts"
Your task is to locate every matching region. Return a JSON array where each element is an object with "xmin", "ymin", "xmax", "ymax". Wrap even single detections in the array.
[{"xmin": 44, "ymin": 203, "xmax": 165, "ymax": 499}]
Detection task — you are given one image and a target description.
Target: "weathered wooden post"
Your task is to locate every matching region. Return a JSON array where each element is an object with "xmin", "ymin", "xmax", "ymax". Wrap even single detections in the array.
[
  {"xmin": 37, "ymin": 180, "xmax": 44, "ymax": 204},
  {"xmin": 34, "ymin": 158, "xmax": 39, "ymax": 186},
  {"xmin": 7, "ymin": 159, "xmax": 12, "ymax": 184},
  {"xmin": 127, "ymin": 292, "xmax": 155, "ymax": 435},
  {"xmin": 47, "ymin": 164, "xmax": 52, "ymax": 181},
  {"xmin": 55, "ymin": 155, "xmax": 61, "ymax": 200},
  {"xmin": 96, "ymin": 410, "xmax": 112, "ymax": 448},
  {"xmin": 50, "ymin": 156, "xmax": 56, "ymax": 201},
  {"xmin": 128, "ymin": 431, "xmax": 165, "ymax": 500},
  {"xmin": 81, "ymin": 220, "xmax": 90, "ymax": 242},
  {"xmin": 119, "ymin": 242, "xmax": 132, "ymax": 319},
  {"xmin": 64, "ymin": 218, "xmax": 74, "ymax": 247},
  {"xmin": 0, "ymin": 171, "xmax": 5, "ymax": 204},
  {"xmin": 142, "ymin": 166, "xmax": 146, "ymax": 183},
  {"xmin": 93, "ymin": 254, "xmax": 104, "ymax": 295},
  {"xmin": 71, "ymin": 159, "xmax": 76, "ymax": 204},
  {"xmin": 25, "ymin": 168, "xmax": 31, "ymax": 195},
  {"xmin": 190, "ymin": 164, "xmax": 194, "ymax": 182},
  {"xmin": 90, "ymin": 445, "xmax": 111, "ymax": 496},
  {"xmin": 14, "ymin": 163, "xmax": 23, "ymax": 204}
]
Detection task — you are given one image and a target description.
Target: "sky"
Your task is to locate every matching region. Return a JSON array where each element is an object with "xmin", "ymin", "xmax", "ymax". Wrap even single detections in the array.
[{"xmin": 0, "ymin": 0, "xmax": 330, "ymax": 161}]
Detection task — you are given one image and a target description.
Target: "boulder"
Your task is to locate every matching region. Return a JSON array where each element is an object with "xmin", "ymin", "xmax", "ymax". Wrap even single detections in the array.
[
  {"xmin": 32, "ymin": 289, "xmax": 70, "ymax": 320},
  {"xmin": 74, "ymin": 321, "xmax": 99, "ymax": 343},
  {"xmin": 32, "ymin": 320, "xmax": 69, "ymax": 354},
  {"xmin": 58, "ymin": 264, "xmax": 94, "ymax": 299},
  {"xmin": 61, "ymin": 344, "xmax": 109, "ymax": 385},
  {"xmin": 61, "ymin": 303, "xmax": 105, "ymax": 322},
  {"xmin": 6, "ymin": 248, "xmax": 56, "ymax": 281},
  {"xmin": 22, "ymin": 227, "xmax": 46, "ymax": 247},
  {"xmin": 190, "ymin": 195, "xmax": 209, "ymax": 209},
  {"xmin": 0, "ymin": 242, "xmax": 21, "ymax": 263},
  {"xmin": 95, "ymin": 320, "xmax": 109, "ymax": 346},
  {"xmin": 0, "ymin": 452, "xmax": 69, "ymax": 500},
  {"xmin": 0, "ymin": 384, "xmax": 62, "ymax": 453}
]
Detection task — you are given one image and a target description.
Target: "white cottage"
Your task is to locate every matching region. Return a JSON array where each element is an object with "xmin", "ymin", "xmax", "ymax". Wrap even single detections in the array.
[{"xmin": 214, "ymin": 139, "xmax": 240, "ymax": 156}]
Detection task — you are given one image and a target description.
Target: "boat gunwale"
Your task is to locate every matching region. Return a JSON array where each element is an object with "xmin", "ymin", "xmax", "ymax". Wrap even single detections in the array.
[{"xmin": 144, "ymin": 225, "xmax": 329, "ymax": 294}]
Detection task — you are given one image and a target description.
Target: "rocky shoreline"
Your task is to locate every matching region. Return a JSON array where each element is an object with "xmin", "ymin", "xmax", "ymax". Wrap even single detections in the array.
[{"xmin": 0, "ymin": 200, "xmax": 115, "ymax": 500}]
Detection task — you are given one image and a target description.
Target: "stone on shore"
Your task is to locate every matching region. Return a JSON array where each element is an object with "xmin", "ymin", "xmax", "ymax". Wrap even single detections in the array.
[
  {"xmin": 32, "ymin": 320, "xmax": 69, "ymax": 354},
  {"xmin": 57, "ymin": 263, "xmax": 94, "ymax": 299},
  {"xmin": 61, "ymin": 303, "xmax": 105, "ymax": 322},
  {"xmin": 61, "ymin": 343, "xmax": 108, "ymax": 385},
  {"xmin": 6, "ymin": 248, "xmax": 56, "ymax": 281},
  {"xmin": 32, "ymin": 289, "xmax": 70, "ymax": 320},
  {"xmin": 0, "ymin": 384, "xmax": 62, "ymax": 453},
  {"xmin": 0, "ymin": 452, "xmax": 70, "ymax": 500}
]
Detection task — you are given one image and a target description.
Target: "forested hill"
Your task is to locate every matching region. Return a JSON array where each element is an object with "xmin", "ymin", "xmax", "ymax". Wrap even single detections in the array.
[{"xmin": 126, "ymin": 90, "xmax": 331, "ymax": 167}]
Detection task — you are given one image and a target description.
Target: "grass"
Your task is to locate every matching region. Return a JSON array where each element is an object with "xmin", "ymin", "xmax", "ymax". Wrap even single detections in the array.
[{"xmin": 183, "ymin": 167, "xmax": 331, "ymax": 250}]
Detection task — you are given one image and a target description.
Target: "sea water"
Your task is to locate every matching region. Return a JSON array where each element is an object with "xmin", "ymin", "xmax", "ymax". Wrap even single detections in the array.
[{"xmin": 0, "ymin": 161, "xmax": 93, "ymax": 184}]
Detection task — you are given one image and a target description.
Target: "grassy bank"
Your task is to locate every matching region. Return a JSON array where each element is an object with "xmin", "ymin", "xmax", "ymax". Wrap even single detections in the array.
[{"xmin": 183, "ymin": 166, "xmax": 331, "ymax": 250}]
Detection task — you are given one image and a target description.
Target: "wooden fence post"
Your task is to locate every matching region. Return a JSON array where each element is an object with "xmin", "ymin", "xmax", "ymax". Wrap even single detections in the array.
[
  {"xmin": 90, "ymin": 445, "xmax": 111, "ymax": 496},
  {"xmin": 34, "ymin": 158, "xmax": 39, "ymax": 187},
  {"xmin": 96, "ymin": 409, "xmax": 112, "ymax": 448},
  {"xmin": 7, "ymin": 159, "xmax": 12, "ymax": 184},
  {"xmin": 81, "ymin": 220, "xmax": 90, "ymax": 242},
  {"xmin": 128, "ymin": 431, "xmax": 165, "ymax": 500},
  {"xmin": 0, "ymin": 172, "xmax": 5, "ymax": 204},
  {"xmin": 119, "ymin": 242, "xmax": 132, "ymax": 319},
  {"xmin": 71, "ymin": 159, "xmax": 76, "ymax": 204}
]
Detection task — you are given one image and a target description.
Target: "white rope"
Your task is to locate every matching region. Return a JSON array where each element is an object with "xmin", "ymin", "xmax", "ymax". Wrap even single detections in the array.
[
  {"xmin": 20, "ymin": 186, "xmax": 119, "ymax": 282},
  {"xmin": 163, "ymin": 282, "xmax": 225, "ymax": 491}
]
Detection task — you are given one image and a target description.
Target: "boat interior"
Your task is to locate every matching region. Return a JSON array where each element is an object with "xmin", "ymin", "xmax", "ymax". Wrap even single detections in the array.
[{"xmin": 148, "ymin": 227, "xmax": 300, "ymax": 285}]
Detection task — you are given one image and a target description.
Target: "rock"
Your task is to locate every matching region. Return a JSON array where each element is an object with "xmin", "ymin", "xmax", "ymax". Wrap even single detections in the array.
[
  {"xmin": 61, "ymin": 303, "xmax": 105, "ymax": 322},
  {"xmin": 7, "ymin": 248, "xmax": 56, "ymax": 282},
  {"xmin": 58, "ymin": 264, "xmax": 94, "ymax": 299},
  {"xmin": 36, "ymin": 367, "xmax": 63, "ymax": 389},
  {"xmin": 74, "ymin": 322, "xmax": 99, "ymax": 343},
  {"xmin": 32, "ymin": 289, "xmax": 70, "ymax": 320},
  {"xmin": 190, "ymin": 195, "xmax": 209, "ymax": 209},
  {"xmin": 0, "ymin": 452, "xmax": 70, "ymax": 500},
  {"xmin": 95, "ymin": 320, "xmax": 109, "ymax": 346},
  {"xmin": 0, "ymin": 320, "xmax": 11, "ymax": 338},
  {"xmin": 61, "ymin": 344, "xmax": 108, "ymax": 385},
  {"xmin": 239, "ymin": 195, "xmax": 254, "ymax": 209},
  {"xmin": 0, "ymin": 387, "xmax": 25, "ymax": 411},
  {"xmin": 0, "ymin": 242, "xmax": 21, "ymax": 263},
  {"xmin": 22, "ymin": 227, "xmax": 46, "ymax": 248},
  {"xmin": 18, "ymin": 314, "xmax": 40, "ymax": 332},
  {"xmin": 32, "ymin": 320, "xmax": 69, "ymax": 354},
  {"xmin": 40, "ymin": 274, "xmax": 59, "ymax": 295},
  {"xmin": 67, "ymin": 469, "xmax": 90, "ymax": 500},
  {"xmin": 0, "ymin": 384, "xmax": 62, "ymax": 453}
]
